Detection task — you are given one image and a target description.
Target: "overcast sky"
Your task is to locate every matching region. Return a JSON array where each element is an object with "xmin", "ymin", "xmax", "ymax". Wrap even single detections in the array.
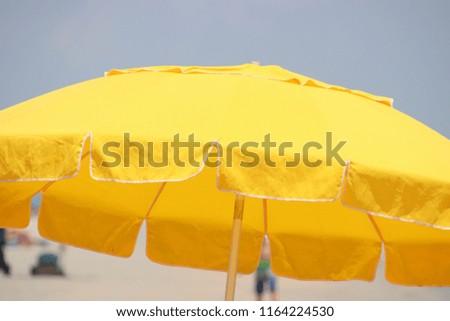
[{"xmin": 0, "ymin": 0, "xmax": 449, "ymax": 137}]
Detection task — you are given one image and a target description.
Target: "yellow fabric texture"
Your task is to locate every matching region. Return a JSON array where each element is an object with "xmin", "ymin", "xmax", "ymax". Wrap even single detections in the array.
[
  {"xmin": 374, "ymin": 216, "xmax": 450, "ymax": 286},
  {"xmin": 267, "ymin": 200, "xmax": 382, "ymax": 281},
  {"xmin": 0, "ymin": 181, "xmax": 45, "ymax": 227},
  {"xmin": 0, "ymin": 64, "xmax": 449, "ymax": 284}
]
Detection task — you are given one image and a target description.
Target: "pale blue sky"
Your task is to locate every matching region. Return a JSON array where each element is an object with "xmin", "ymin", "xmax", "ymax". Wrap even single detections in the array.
[{"xmin": 0, "ymin": 0, "xmax": 449, "ymax": 137}]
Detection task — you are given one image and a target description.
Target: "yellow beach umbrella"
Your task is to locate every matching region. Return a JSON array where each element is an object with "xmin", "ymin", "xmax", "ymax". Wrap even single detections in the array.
[{"xmin": 0, "ymin": 64, "xmax": 449, "ymax": 300}]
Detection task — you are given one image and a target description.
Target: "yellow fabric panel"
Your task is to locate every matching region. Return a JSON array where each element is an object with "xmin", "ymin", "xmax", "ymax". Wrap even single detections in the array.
[
  {"xmin": 218, "ymin": 146, "xmax": 344, "ymax": 200},
  {"xmin": 91, "ymin": 133, "xmax": 206, "ymax": 182},
  {"xmin": 147, "ymin": 166, "xmax": 264, "ymax": 273},
  {"xmin": 39, "ymin": 155, "xmax": 163, "ymax": 257},
  {"xmin": 343, "ymin": 161, "xmax": 450, "ymax": 228},
  {"xmin": 89, "ymin": 71, "xmax": 299, "ymax": 182},
  {"xmin": 267, "ymin": 200, "xmax": 382, "ymax": 281},
  {"xmin": 308, "ymin": 85, "xmax": 450, "ymax": 227},
  {"xmin": 215, "ymin": 76, "xmax": 345, "ymax": 199},
  {"xmin": 0, "ymin": 134, "xmax": 87, "ymax": 180},
  {"xmin": 0, "ymin": 181, "xmax": 45, "ymax": 228},
  {"xmin": 299, "ymin": 84, "xmax": 450, "ymax": 181},
  {"xmin": 375, "ymin": 216, "xmax": 450, "ymax": 286}
]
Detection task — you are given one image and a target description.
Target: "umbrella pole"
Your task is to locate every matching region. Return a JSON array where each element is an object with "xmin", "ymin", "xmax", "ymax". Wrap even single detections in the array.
[{"xmin": 225, "ymin": 194, "xmax": 245, "ymax": 301}]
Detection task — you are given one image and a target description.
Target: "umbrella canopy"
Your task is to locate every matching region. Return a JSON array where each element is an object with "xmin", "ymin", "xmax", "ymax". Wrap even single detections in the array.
[{"xmin": 1, "ymin": 64, "xmax": 449, "ymax": 298}]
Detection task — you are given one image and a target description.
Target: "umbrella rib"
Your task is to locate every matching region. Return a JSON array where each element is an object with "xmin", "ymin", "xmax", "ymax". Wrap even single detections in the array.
[
  {"xmin": 366, "ymin": 214, "xmax": 386, "ymax": 243},
  {"xmin": 143, "ymin": 182, "xmax": 167, "ymax": 218}
]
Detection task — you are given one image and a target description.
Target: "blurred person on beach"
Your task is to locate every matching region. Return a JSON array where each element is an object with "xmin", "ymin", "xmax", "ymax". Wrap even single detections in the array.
[
  {"xmin": 0, "ymin": 228, "xmax": 11, "ymax": 275},
  {"xmin": 255, "ymin": 236, "xmax": 278, "ymax": 300}
]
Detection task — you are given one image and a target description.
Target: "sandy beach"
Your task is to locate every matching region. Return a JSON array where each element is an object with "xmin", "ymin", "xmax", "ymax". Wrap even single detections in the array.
[{"xmin": 1, "ymin": 218, "xmax": 450, "ymax": 301}]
